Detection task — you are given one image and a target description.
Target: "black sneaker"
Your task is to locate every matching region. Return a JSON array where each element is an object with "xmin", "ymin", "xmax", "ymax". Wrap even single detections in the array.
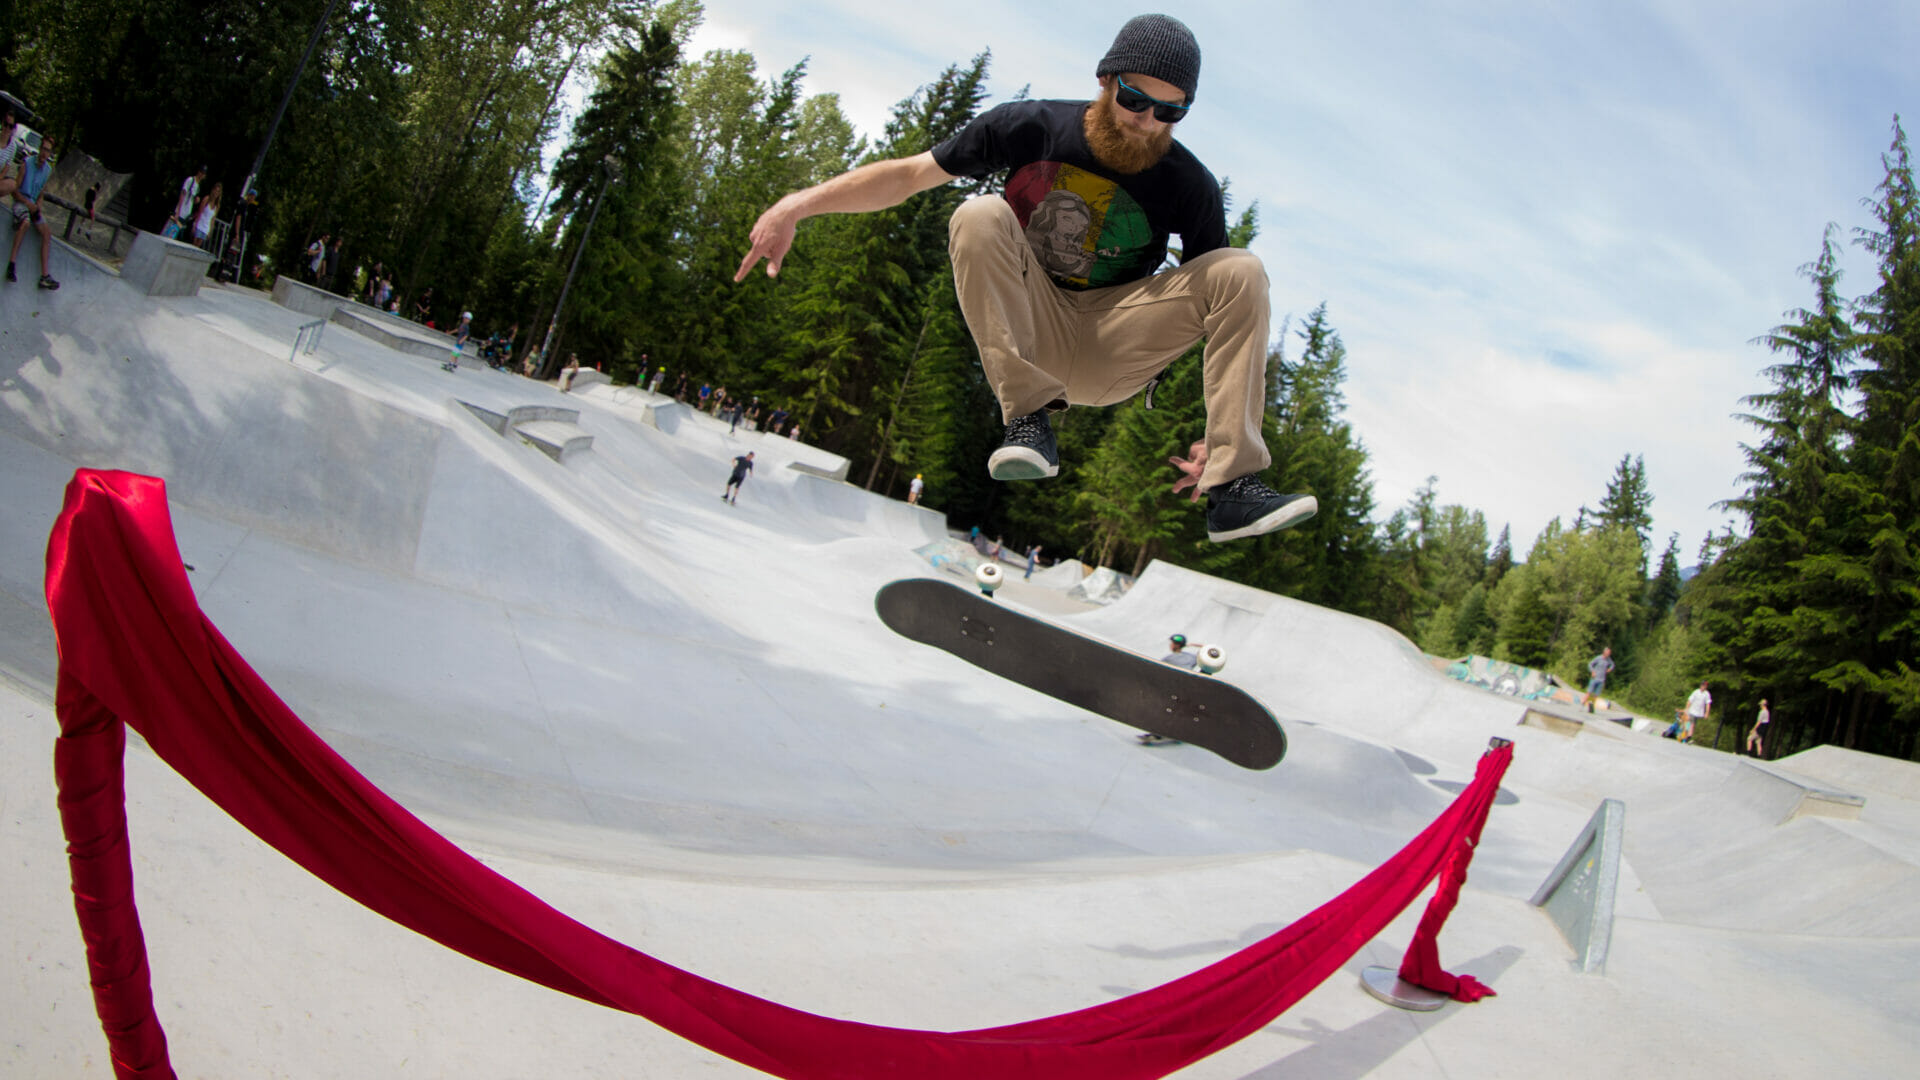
[
  {"xmin": 4, "ymin": 263, "xmax": 14, "ymax": 283},
  {"xmin": 1205, "ymin": 474, "xmax": 1318, "ymax": 542},
  {"xmin": 38, "ymin": 275, "xmax": 58, "ymax": 290},
  {"xmin": 987, "ymin": 411, "xmax": 1059, "ymax": 480}
]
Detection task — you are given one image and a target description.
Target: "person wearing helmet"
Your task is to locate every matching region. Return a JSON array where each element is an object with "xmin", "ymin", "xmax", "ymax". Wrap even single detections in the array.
[
  {"xmin": 1141, "ymin": 632, "xmax": 1206, "ymax": 745},
  {"xmin": 1160, "ymin": 633, "xmax": 1202, "ymax": 670},
  {"xmin": 908, "ymin": 473, "xmax": 925, "ymax": 505}
]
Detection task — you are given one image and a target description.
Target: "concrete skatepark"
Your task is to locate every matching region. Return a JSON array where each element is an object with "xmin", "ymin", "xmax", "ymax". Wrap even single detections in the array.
[{"xmin": 3, "ymin": 237, "xmax": 1916, "ymax": 1077}]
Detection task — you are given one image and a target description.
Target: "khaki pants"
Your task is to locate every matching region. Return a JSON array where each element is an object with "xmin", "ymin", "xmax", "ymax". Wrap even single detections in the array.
[{"xmin": 949, "ymin": 195, "xmax": 1272, "ymax": 491}]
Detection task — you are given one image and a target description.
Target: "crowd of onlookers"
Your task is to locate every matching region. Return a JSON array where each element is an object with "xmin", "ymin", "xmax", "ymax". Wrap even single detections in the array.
[{"xmin": 650, "ymin": 369, "xmax": 805, "ymax": 440}]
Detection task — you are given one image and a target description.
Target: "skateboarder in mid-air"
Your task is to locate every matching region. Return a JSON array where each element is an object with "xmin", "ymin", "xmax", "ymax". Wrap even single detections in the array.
[
  {"xmin": 736, "ymin": 14, "xmax": 1317, "ymax": 542},
  {"xmin": 722, "ymin": 452, "xmax": 754, "ymax": 504}
]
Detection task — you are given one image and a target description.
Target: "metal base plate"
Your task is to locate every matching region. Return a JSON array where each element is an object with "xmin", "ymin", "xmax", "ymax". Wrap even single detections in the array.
[{"xmin": 1359, "ymin": 965, "xmax": 1449, "ymax": 1012}]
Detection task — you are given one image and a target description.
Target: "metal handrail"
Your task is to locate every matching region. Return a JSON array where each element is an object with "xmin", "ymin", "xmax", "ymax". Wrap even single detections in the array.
[{"xmin": 290, "ymin": 318, "xmax": 325, "ymax": 362}]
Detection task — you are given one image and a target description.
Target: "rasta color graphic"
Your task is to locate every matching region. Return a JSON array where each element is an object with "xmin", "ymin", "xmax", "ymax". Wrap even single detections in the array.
[{"xmin": 1005, "ymin": 161, "xmax": 1160, "ymax": 289}]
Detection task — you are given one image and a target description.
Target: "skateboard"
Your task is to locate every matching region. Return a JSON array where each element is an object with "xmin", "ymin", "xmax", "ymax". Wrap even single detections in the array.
[{"xmin": 875, "ymin": 578, "xmax": 1286, "ymax": 770}]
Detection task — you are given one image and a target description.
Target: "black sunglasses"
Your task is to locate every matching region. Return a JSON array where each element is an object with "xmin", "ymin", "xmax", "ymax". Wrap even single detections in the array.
[{"xmin": 1115, "ymin": 75, "xmax": 1190, "ymax": 124}]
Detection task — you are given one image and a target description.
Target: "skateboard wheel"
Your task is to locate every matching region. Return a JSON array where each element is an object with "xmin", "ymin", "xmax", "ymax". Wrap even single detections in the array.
[
  {"xmin": 1199, "ymin": 644, "xmax": 1227, "ymax": 674},
  {"xmin": 975, "ymin": 563, "xmax": 1003, "ymax": 594}
]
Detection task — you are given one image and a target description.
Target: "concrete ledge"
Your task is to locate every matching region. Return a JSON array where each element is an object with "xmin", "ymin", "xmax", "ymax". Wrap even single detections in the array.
[
  {"xmin": 506, "ymin": 406, "xmax": 580, "ymax": 427},
  {"xmin": 1522, "ymin": 707, "xmax": 1584, "ymax": 737},
  {"xmin": 516, "ymin": 420, "xmax": 593, "ymax": 462},
  {"xmin": 562, "ymin": 370, "xmax": 610, "ymax": 392},
  {"xmin": 329, "ymin": 305, "xmax": 456, "ymax": 361},
  {"xmin": 1729, "ymin": 760, "xmax": 1867, "ymax": 823},
  {"xmin": 460, "ymin": 402, "xmax": 510, "ymax": 435},
  {"xmin": 271, "ymin": 275, "xmax": 347, "ymax": 318},
  {"xmin": 120, "ymin": 231, "xmax": 214, "ymax": 297}
]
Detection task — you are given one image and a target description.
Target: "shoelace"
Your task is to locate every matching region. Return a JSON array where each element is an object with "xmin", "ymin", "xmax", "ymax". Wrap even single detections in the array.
[
  {"xmin": 1221, "ymin": 474, "xmax": 1280, "ymax": 500},
  {"xmin": 1005, "ymin": 414, "xmax": 1049, "ymax": 446}
]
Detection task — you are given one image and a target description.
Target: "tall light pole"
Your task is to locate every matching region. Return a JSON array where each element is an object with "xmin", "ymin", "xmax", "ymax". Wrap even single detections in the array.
[
  {"xmin": 538, "ymin": 154, "xmax": 622, "ymax": 378},
  {"xmin": 240, "ymin": 0, "xmax": 343, "ymax": 204}
]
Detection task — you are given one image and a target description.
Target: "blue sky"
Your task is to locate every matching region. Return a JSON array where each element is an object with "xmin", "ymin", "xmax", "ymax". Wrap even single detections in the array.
[{"xmin": 623, "ymin": 1, "xmax": 1920, "ymax": 556}]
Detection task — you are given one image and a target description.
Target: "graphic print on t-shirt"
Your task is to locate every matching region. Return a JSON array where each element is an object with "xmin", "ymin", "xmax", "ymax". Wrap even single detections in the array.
[{"xmin": 1004, "ymin": 161, "xmax": 1157, "ymax": 290}]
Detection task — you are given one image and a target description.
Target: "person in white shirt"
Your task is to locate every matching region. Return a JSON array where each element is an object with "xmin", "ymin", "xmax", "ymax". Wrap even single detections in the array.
[
  {"xmin": 191, "ymin": 181, "xmax": 222, "ymax": 249},
  {"xmin": 1682, "ymin": 682, "xmax": 1713, "ymax": 744},
  {"xmin": 168, "ymin": 166, "xmax": 204, "ymax": 238}
]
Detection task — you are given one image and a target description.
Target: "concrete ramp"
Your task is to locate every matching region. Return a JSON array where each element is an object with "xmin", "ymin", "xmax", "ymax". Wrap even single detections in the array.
[
  {"xmin": 1617, "ymin": 761, "xmax": 1916, "ymax": 936},
  {"xmin": 1060, "ymin": 561, "xmax": 1529, "ymax": 760},
  {"xmin": 788, "ymin": 472, "xmax": 949, "ymax": 546},
  {"xmin": 1777, "ymin": 745, "xmax": 1920, "ymax": 802}
]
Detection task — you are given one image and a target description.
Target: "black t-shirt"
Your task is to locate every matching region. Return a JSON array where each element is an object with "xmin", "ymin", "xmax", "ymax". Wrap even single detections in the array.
[
  {"xmin": 932, "ymin": 99, "xmax": 1227, "ymax": 290},
  {"xmin": 729, "ymin": 455, "xmax": 753, "ymax": 479}
]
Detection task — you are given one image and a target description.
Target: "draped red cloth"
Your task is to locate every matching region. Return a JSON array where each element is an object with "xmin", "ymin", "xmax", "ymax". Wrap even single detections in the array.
[{"xmin": 45, "ymin": 469, "xmax": 1511, "ymax": 1080}]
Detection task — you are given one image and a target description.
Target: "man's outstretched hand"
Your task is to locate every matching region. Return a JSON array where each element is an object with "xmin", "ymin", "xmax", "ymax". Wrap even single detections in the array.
[
  {"xmin": 1170, "ymin": 440, "xmax": 1208, "ymax": 502},
  {"xmin": 735, "ymin": 203, "xmax": 798, "ymax": 282}
]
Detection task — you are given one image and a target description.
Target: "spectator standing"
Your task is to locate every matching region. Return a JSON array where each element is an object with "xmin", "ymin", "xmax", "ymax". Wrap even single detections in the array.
[
  {"xmin": 305, "ymin": 234, "xmax": 327, "ymax": 282},
  {"xmin": 1746, "ymin": 699, "xmax": 1771, "ymax": 758},
  {"xmin": 322, "ymin": 236, "xmax": 343, "ymax": 292},
  {"xmin": 649, "ymin": 367, "xmax": 666, "ymax": 394},
  {"xmin": 1681, "ymin": 681, "xmax": 1712, "ymax": 744},
  {"xmin": 1582, "ymin": 647, "xmax": 1614, "ymax": 713},
  {"xmin": 412, "ymin": 286, "xmax": 434, "ymax": 324},
  {"xmin": 559, "ymin": 353, "xmax": 581, "ymax": 392},
  {"xmin": 190, "ymin": 181, "xmax": 222, "ymax": 249},
  {"xmin": 166, "ymin": 164, "xmax": 205, "ymax": 240},
  {"xmin": 1025, "ymin": 544, "xmax": 1042, "ymax": 580},
  {"xmin": 81, "ymin": 180, "xmax": 102, "ymax": 241},
  {"xmin": 6, "ymin": 133, "xmax": 60, "ymax": 289},
  {"xmin": 908, "ymin": 474, "xmax": 925, "ymax": 505}
]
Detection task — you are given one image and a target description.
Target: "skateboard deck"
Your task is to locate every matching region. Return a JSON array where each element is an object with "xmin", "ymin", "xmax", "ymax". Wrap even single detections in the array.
[{"xmin": 875, "ymin": 578, "xmax": 1286, "ymax": 770}]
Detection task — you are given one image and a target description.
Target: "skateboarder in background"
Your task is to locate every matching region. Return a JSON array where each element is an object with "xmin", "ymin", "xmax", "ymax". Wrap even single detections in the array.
[
  {"xmin": 1141, "ymin": 633, "xmax": 1205, "ymax": 744},
  {"xmin": 735, "ymin": 14, "xmax": 1317, "ymax": 544},
  {"xmin": 722, "ymin": 451, "xmax": 754, "ymax": 504}
]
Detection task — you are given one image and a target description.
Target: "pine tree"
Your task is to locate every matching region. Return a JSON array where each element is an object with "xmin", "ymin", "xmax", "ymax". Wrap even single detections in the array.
[
  {"xmin": 1484, "ymin": 525, "xmax": 1514, "ymax": 589},
  {"xmin": 1594, "ymin": 453, "xmax": 1655, "ymax": 569},
  {"xmin": 1838, "ymin": 116, "xmax": 1920, "ymax": 753}
]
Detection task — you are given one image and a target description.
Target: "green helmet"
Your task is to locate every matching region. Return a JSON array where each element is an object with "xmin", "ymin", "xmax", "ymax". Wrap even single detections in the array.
[{"xmin": 1170, "ymin": 634, "xmax": 1187, "ymax": 647}]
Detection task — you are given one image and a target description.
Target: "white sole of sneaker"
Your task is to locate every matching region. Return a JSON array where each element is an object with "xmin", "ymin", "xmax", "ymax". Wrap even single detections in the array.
[
  {"xmin": 987, "ymin": 447, "xmax": 1059, "ymax": 480},
  {"xmin": 1207, "ymin": 495, "xmax": 1319, "ymax": 542}
]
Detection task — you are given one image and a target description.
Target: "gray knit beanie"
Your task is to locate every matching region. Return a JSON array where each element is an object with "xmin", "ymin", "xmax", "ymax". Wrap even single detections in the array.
[{"xmin": 1095, "ymin": 14, "xmax": 1201, "ymax": 103}]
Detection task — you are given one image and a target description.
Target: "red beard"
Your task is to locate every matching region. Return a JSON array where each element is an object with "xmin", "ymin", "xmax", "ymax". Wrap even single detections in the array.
[{"xmin": 1083, "ymin": 88, "xmax": 1174, "ymax": 174}]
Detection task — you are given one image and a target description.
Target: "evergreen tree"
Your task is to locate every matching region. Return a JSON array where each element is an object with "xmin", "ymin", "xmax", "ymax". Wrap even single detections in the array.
[
  {"xmin": 1594, "ymin": 453, "xmax": 1655, "ymax": 568},
  {"xmin": 1484, "ymin": 525, "xmax": 1514, "ymax": 589},
  {"xmin": 1647, "ymin": 533, "xmax": 1683, "ymax": 617},
  {"xmin": 1837, "ymin": 116, "xmax": 1920, "ymax": 753}
]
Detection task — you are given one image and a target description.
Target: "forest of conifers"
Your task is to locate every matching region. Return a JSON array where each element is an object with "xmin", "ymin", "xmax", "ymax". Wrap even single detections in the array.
[{"xmin": 4, "ymin": 1, "xmax": 1914, "ymax": 760}]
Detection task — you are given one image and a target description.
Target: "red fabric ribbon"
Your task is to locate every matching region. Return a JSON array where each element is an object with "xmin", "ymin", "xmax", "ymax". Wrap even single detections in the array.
[{"xmin": 45, "ymin": 469, "xmax": 1512, "ymax": 1079}]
